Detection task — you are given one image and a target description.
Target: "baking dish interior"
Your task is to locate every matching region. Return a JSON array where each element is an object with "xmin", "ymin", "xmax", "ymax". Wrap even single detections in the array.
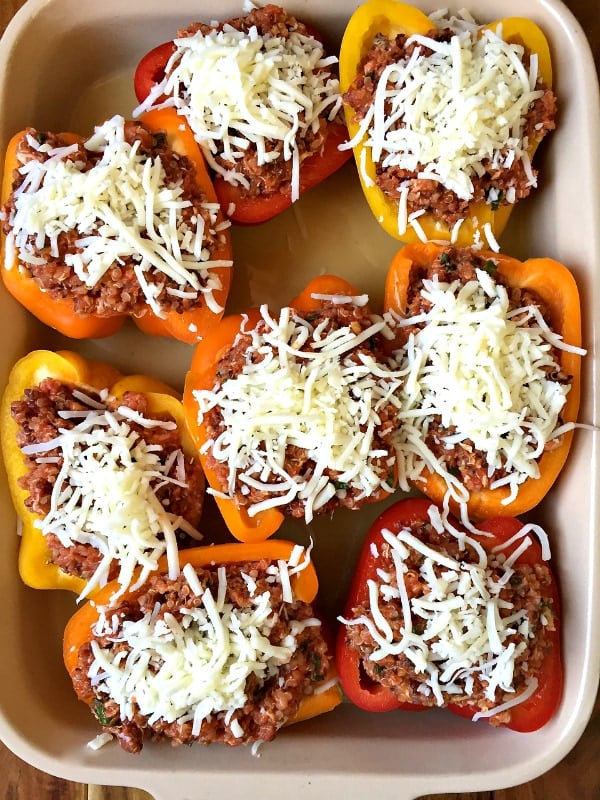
[{"xmin": 0, "ymin": 1, "xmax": 598, "ymax": 798}]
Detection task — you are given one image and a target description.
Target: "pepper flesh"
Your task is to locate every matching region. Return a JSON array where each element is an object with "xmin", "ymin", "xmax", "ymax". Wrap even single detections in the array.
[
  {"xmin": 339, "ymin": 0, "xmax": 554, "ymax": 246},
  {"xmin": 0, "ymin": 110, "xmax": 232, "ymax": 344},
  {"xmin": 336, "ymin": 497, "xmax": 562, "ymax": 731},
  {"xmin": 63, "ymin": 540, "xmax": 342, "ymax": 727},
  {"xmin": 1, "ymin": 349, "xmax": 199, "ymax": 595},
  {"xmin": 183, "ymin": 274, "xmax": 380, "ymax": 542},
  {"xmin": 384, "ymin": 241, "xmax": 582, "ymax": 519}
]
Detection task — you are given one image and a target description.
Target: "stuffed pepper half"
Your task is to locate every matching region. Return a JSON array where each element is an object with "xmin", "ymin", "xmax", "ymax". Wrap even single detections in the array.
[
  {"xmin": 337, "ymin": 498, "xmax": 562, "ymax": 732},
  {"xmin": 339, "ymin": 1, "xmax": 556, "ymax": 249},
  {"xmin": 183, "ymin": 275, "xmax": 404, "ymax": 542},
  {"xmin": 64, "ymin": 540, "xmax": 341, "ymax": 752},
  {"xmin": 1, "ymin": 350, "xmax": 204, "ymax": 599},
  {"xmin": 134, "ymin": 4, "xmax": 352, "ymax": 224},
  {"xmin": 1, "ymin": 111, "xmax": 233, "ymax": 343},
  {"xmin": 384, "ymin": 242, "xmax": 583, "ymax": 519}
]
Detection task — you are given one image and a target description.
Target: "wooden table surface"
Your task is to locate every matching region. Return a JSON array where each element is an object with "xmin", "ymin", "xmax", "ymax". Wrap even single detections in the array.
[{"xmin": 0, "ymin": 0, "xmax": 598, "ymax": 798}]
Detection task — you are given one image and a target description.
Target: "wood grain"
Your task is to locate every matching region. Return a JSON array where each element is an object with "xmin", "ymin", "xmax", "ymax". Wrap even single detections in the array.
[{"xmin": 0, "ymin": 0, "xmax": 598, "ymax": 798}]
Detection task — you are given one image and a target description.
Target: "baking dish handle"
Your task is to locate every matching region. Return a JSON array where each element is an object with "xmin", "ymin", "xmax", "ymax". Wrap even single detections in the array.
[{"xmin": 144, "ymin": 776, "xmax": 424, "ymax": 800}]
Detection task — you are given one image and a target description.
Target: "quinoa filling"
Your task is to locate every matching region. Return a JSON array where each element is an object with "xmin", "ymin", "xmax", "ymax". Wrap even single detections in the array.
[
  {"xmin": 72, "ymin": 560, "xmax": 331, "ymax": 752},
  {"xmin": 12, "ymin": 378, "xmax": 204, "ymax": 589}
]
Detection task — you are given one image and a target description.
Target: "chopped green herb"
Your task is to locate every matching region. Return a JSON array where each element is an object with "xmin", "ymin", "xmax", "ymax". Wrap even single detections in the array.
[
  {"xmin": 490, "ymin": 189, "xmax": 504, "ymax": 210},
  {"xmin": 93, "ymin": 699, "xmax": 115, "ymax": 727},
  {"xmin": 312, "ymin": 654, "xmax": 324, "ymax": 681},
  {"xmin": 333, "ymin": 480, "xmax": 350, "ymax": 490}
]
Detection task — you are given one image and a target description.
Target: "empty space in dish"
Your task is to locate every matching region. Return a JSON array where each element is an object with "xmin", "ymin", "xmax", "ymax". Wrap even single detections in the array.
[{"xmin": 0, "ymin": 1, "xmax": 599, "ymax": 798}]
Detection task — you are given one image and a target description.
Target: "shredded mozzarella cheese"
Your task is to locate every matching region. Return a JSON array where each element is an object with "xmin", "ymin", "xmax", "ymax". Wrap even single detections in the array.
[{"xmin": 362, "ymin": 25, "xmax": 543, "ymax": 204}]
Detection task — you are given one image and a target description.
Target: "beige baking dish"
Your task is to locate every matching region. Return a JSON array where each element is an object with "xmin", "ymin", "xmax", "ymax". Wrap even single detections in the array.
[{"xmin": 0, "ymin": 0, "xmax": 599, "ymax": 797}]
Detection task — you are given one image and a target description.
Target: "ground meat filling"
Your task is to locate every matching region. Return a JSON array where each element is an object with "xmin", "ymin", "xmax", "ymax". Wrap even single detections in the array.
[
  {"xmin": 344, "ymin": 520, "xmax": 556, "ymax": 724},
  {"xmin": 344, "ymin": 30, "xmax": 557, "ymax": 225},
  {"xmin": 71, "ymin": 562, "xmax": 331, "ymax": 752},
  {"xmin": 2, "ymin": 121, "xmax": 220, "ymax": 316},
  {"xmin": 175, "ymin": 4, "xmax": 340, "ymax": 197},
  {"xmin": 11, "ymin": 378, "xmax": 204, "ymax": 579},
  {"xmin": 202, "ymin": 302, "xmax": 398, "ymax": 517},
  {"xmin": 398, "ymin": 246, "xmax": 571, "ymax": 493}
]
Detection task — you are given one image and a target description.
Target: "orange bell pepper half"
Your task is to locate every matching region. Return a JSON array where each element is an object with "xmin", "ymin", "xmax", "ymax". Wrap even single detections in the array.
[
  {"xmin": 383, "ymin": 242, "xmax": 583, "ymax": 519},
  {"xmin": 339, "ymin": 0, "xmax": 554, "ymax": 247},
  {"xmin": 0, "ymin": 109, "xmax": 232, "ymax": 344},
  {"xmin": 0, "ymin": 349, "xmax": 199, "ymax": 595},
  {"xmin": 63, "ymin": 540, "xmax": 342, "ymax": 727},
  {"xmin": 183, "ymin": 274, "xmax": 372, "ymax": 542}
]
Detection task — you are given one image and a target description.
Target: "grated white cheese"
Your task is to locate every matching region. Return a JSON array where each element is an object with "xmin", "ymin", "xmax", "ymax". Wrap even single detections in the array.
[
  {"xmin": 24, "ymin": 394, "xmax": 201, "ymax": 600},
  {"xmin": 87, "ymin": 732, "xmax": 114, "ymax": 750},
  {"xmin": 88, "ymin": 549, "xmax": 318, "ymax": 740},
  {"xmin": 135, "ymin": 24, "xmax": 343, "ymax": 203},
  {"xmin": 392, "ymin": 268, "xmax": 583, "ymax": 506},
  {"xmin": 193, "ymin": 301, "xmax": 404, "ymax": 522},
  {"xmin": 6, "ymin": 115, "xmax": 231, "ymax": 317},
  {"xmin": 339, "ymin": 508, "xmax": 551, "ymax": 715}
]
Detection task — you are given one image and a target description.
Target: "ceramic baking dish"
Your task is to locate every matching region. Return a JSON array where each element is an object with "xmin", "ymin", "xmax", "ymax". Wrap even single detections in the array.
[{"xmin": 0, "ymin": 0, "xmax": 599, "ymax": 797}]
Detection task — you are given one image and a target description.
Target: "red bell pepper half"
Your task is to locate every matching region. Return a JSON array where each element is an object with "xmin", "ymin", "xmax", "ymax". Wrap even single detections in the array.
[
  {"xmin": 336, "ymin": 497, "xmax": 562, "ymax": 732},
  {"xmin": 134, "ymin": 41, "xmax": 176, "ymax": 105},
  {"xmin": 133, "ymin": 24, "xmax": 353, "ymax": 225}
]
